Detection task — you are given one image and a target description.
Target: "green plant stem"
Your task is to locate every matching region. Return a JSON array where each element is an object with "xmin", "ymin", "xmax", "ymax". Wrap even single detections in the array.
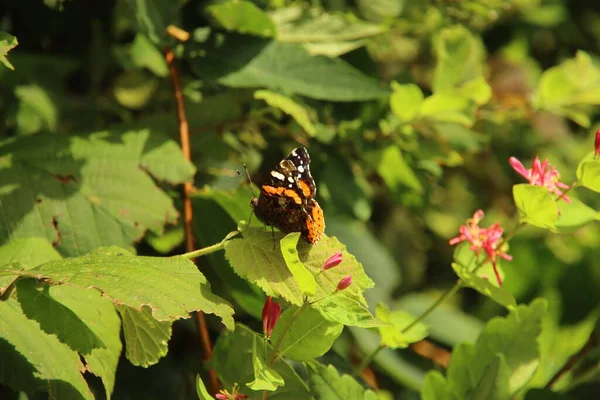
[
  {"xmin": 354, "ymin": 344, "xmax": 385, "ymax": 376},
  {"xmin": 401, "ymin": 281, "xmax": 462, "ymax": 334},
  {"xmin": 269, "ymin": 303, "xmax": 307, "ymax": 365},
  {"xmin": 179, "ymin": 230, "xmax": 239, "ymax": 259}
]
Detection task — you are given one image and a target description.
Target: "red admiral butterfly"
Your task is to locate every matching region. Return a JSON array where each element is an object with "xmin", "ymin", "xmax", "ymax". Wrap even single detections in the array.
[{"xmin": 250, "ymin": 147, "xmax": 325, "ymax": 244}]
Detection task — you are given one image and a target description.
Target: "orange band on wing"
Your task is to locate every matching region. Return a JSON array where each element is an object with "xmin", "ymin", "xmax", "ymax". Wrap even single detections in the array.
[
  {"xmin": 262, "ymin": 185, "xmax": 302, "ymax": 205},
  {"xmin": 298, "ymin": 180, "xmax": 312, "ymax": 197}
]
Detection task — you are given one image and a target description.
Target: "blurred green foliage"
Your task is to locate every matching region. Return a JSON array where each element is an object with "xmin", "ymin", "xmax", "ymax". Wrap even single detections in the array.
[{"xmin": 2, "ymin": 0, "xmax": 600, "ymax": 399}]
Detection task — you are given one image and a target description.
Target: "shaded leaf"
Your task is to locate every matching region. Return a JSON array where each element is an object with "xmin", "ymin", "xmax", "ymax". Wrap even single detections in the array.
[
  {"xmin": 14, "ymin": 84, "xmax": 57, "ymax": 135},
  {"xmin": 375, "ymin": 145, "xmax": 422, "ymax": 193},
  {"xmin": 126, "ymin": 0, "xmax": 180, "ymax": 46},
  {"xmin": 255, "ymin": 90, "xmax": 316, "ymax": 136},
  {"xmin": 270, "ymin": 306, "xmax": 343, "ymax": 361},
  {"xmin": 190, "ymin": 35, "xmax": 388, "ymax": 102},
  {"xmin": 212, "ymin": 324, "xmax": 310, "ymax": 400},
  {"xmin": 0, "ymin": 130, "xmax": 194, "ymax": 257},
  {"xmin": 0, "ymin": 296, "xmax": 93, "ymax": 399},
  {"xmin": 207, "ymin": 1, "xmax": 276, "ymax": 37},
  {"xmin": 307, "ymin": 361, "xmax": 381, "ymax": 399},
  {"xmin": 130, "ymin": 33, "xmax": 169, "ymax": 77},
  {"xmin": 117, "ymin": 304, "xmax": 172, "ymax": 367},
  {"xmin": 6, "ymin": 246, "xmax": 234, "ymax": 327},
  {"xmin": 422, "ymin": 371, "xmax": 455, "ymax": 400}
]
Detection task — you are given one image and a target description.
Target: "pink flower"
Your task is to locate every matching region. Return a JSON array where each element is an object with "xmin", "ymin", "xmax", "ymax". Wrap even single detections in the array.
[
  {"xmin": 322, "ymin": 252, "xmax": 343, "ymax": 271},
  {"xmin": 595, "ymin": 129, "xmax": 600, "ymax": 159},
  {"xmin": 509, "ymin": 156, "xmax": 571, "ymax": 203},
  {"xmin": 449, "ymin": 210, "xmax": 512, "ymax": 286},
  {"xmin": 261, "ymin": 296, "xmax": 281, "ymax": 339},
  {"xmin": 336, "ymin": 275, "xmax": 352, "ymax": 291}
]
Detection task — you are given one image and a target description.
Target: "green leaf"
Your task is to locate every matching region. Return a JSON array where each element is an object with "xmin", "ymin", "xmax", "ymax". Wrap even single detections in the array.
[
  {"xmin": 247, "ymin": 336, "xmax": 284, "ymax": 391},
  {"xmin": 577, "ymin": 160, "xmax": 600, "ymax": 192},
  {"xmin": 270, "ymin": 306, "xmax": 343, "ymax": 361},
  {"xmin": 280, "ymin": 233, "xmax": 316, "ymax": 296},
  {"xmin": 464, "ymin": 354, "xmax": 511, "ymax": 400},
  {"xmin": 556, "ymin": 198, "xmax": 599, "ymax": 231},
  {"xmin": 126, "ymin": 0, "xmax": 181, "ymax": 46},
  {"xmin": 0, "ymin": 296, "xmax": 93, "ymax": 399},
  {"xmin": 0, "ymin": 237, "xmax": 61, "ymax": 296},
  {"xmin": 49, "ymin": 284, "xmax": 122, "ymax": 399},
  {"xmin": 0, "ymin": 130, "xmax": 194, "ymax": 257},
  {"xmin": 207, "ymin": 1, "xmax": 276, "ymax": 37},
  {"xmin": 447, "ymin": 299, "xmax": 546, "ymax": 396},
  {"xmin": 130, "ymin": 33, "xmax": 169, "ymax": 77},
  {"xmin": 534, "ymin": 51, "xmax": 600, "ymax": 126},
  {"xmin": 420, "ymin": 93, "xmax": 475, "ymax": 127},
  {"xmin": 190, "ymin": 35, "xmax": 389, "ymax": 102},
  {"xmin": 452, "ymin": 263, "xmax": 517, "ymax": 311},
  {"xmin": 513, "ymin": 184, "xmax": 559, "ymax": 231},
  {"xmin": 5, "ymin": 246, "xmax": 234, "ymax": 327},
  {"xmin": 356, "ymin": 0, "xmax": 404, "ymax": 21},
  {"xmin": 0, "ymin": 32, "xmax": 18, "ymax": 70},
  {"xmin": 255, "ymin": 90, "xmax": 317, "ymax": 136},
  {"xmin": 212, "ymin": 324, "xmax": 310, "ymax": 400},
  {"xmin": 390, "ymin": 82, "xmax": 423, "ymax": 122},
  {"xmin": 307, "ymin": 361, "xmax": 381, "ymax": 399},
  {"xmin": 15, "ymin": 279, "xmax": 103, "ymax": 354},
  {"xmin": 224, "ymin": 228, "xmax": 374, "ymax": 323},
  {"xmin": 375, "ymin": 145, "xmax": 423, "ymax": 193},
  {"xmin": 14, "ymin": 84, "xmax": 58, "ymax": 135},
  {"xmin": 113, "ymin": 69, "xmax": 158, "ymax": 109},
  {"xmin": 432, "ymin": 26, "xmax": 485, "ymax": 93},
  {"xmin": 117, "ymin": 304, "xmax": 172, "ymax": 367},
  {"xmin": 422, "ymin": 371, "xmax": 454, "ymax": 400},
  {"xmin": 273, "ymin": 8, "xmax": 385, "ymax": 57},
  {"xmin": 457, "ymin": 76, "xmax": 492, "ymax": 105},
  {"xmin": 196, "ymin": 375, "xmax": 213, "ymax": 400},
  {"xmin": 375, "ymin": 303, "xmax": 429, "ymax": 349}
]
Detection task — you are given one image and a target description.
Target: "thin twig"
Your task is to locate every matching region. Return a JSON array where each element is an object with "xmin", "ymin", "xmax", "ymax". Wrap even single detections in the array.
[
  {"xmin": 165, "ymin": 46, "xmax": 219, "ymax": 394},
  {"xmin": 545, "ymin": 334, "xmax": 597, "ymax": 389}
]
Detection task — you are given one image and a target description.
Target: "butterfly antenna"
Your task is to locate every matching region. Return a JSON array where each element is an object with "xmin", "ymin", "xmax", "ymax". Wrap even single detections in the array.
[{"xmin": 236, "ymin": 164, "xmax": 258, "ymax": 198}]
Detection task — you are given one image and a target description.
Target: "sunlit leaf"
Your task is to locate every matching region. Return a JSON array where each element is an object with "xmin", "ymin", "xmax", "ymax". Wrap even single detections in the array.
[
  {"xmin": 513, "ymin": 184, "xmax": 559, "ymax": 231},
  {"xmin": 208, "ymin": 0, "xmax": 276, "ymax": 37},
  {"xmin": 0, "ymin": 32, "xmax": 18, "ymax": 70}
]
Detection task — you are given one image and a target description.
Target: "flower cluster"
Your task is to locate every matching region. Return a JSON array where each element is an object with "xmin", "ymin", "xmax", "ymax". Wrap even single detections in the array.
[
  {"xmin": 449, "ymin": 209, "xmax": 512, "ymax": 285},
  {"xmin": 215, "ymin": 384, "xmax": 248, "ymax": 400},
  {"xmin": 509, "ymin": 156, "xmax": 571, "ymax": 203}
]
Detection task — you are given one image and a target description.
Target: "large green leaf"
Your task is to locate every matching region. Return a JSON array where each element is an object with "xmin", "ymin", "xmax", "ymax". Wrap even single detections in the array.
[
  {"xmin": 254, "ymin": 90, "xmax": 317, "ymax": 136},
  {"xmin": 307, "ymin": 361, "xmax": 380, "ymax": 399},
  {"xmin": 280, "ymin": 233, "xmax": 316, "ymax": 296},
  {"xmin": 452, "ymin": 263, "xmax": 517, "ymax": 311},
  {"xmin": 513, "ymin": 184, "xmax": 559, "ymax": 231},
  {"xmin": 269, "ymin": 306, "xmax": 343, "ymax": 361},
  {"xmin": 375, "ymin": 303, "xmax": 429, "ymax": 349},
  {"xmin": 0, "ymin": 296, "xmax": 93, "ymax": 399},
  {"xmin": 117, "ymin": 304, "xmax": 172, "ymax": 367},
  {"xmin": 190, "ymin": 35, "xmax": 388, "ymax": 102},
  {"xmin": 211, "ymin": 324, "xmax": 311, "ymax": 400},
  {"xmin": 0, "ymin": 32, "xmax": 18, "ymax": 70},
  {"xmin": 0, "ymin": 130, "xmax": 195, "ymax": 257},
  {"xmin": 2, "ymin": 246, "xmax": 234, "ymax": 327},
  {"xmin": 447, "ymin": 299, "xmax": 546, "ymax": 396},
  {"xmin": 50, "ymin": 284, "xmax": 122, "ymax": 399},
  {"xmin": 247, "ymin": 336, "xmax": 284, "ymax": 391},
  {"xmin": 0, "ymin": 237, "xmax": 61, "ymax": 296},
  {"xmin": 125, "ymin": 0, "xmax": 181, "ymax": 46},
  {"xmin": 577, "ymin": 159, "xmax": 600, "ymax": 193},
  {"xmin": 224, "ymin": 228, "xmax": 375, "ymax": 325}
]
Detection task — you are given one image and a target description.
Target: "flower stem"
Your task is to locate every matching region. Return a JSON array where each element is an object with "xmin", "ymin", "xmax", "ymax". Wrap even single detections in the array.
[
  {"xmin": 354, "ymin": 344, "xmax": 385, "ymax": 376},
  {"xmin": 179, "ymin": 230, "xmax": 239, "ymax": 259},
  {"xmin": 401, "ymin": 281, "xmax": 462, "ymax": 334},
  {"xmin": 269, "ymin": 303, "xmax": 307, "ymax": 365}
]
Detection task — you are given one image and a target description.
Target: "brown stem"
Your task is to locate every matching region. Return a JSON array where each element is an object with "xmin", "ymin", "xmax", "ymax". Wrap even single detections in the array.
[
  {"xmin": 165, "ymin": 47, "xmax": 219, "ymax": 394},
  {"xmin": 545, "ymin": 333, "xmax": 597, "ymax": 389}
]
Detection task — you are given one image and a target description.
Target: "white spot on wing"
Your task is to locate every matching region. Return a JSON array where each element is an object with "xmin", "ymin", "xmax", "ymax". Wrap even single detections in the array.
[
  {"xmin": 297, "ymin": 165, "xmax": 304, "ymax": 173},
  {"xmin": 292, "ymin": 150, "xmax": 297, "ymax": 156},
  {"xmin": 271, "ymin": 171, "xmax": 285, "ymax": 180},
  {"xmin": 287, "ymin": 176, "xmax": 294, "ymax": 183}
]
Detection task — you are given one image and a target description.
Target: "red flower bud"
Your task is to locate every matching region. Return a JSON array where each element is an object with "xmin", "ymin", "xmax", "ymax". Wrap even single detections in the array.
[
  {"xmin": 261, "ymin": 296, "xmax": 281, "ymax": 339},
  {"xmin": 322, "ymin": 252, "xmax": 343, "ymax": 271},
  {"xmin": 336, "ymin": 275, "xmax": 352, "ymax": 291},
  {"xmin": 595, "ymin": 129, "xmax": 600, "ymax": 159}
]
